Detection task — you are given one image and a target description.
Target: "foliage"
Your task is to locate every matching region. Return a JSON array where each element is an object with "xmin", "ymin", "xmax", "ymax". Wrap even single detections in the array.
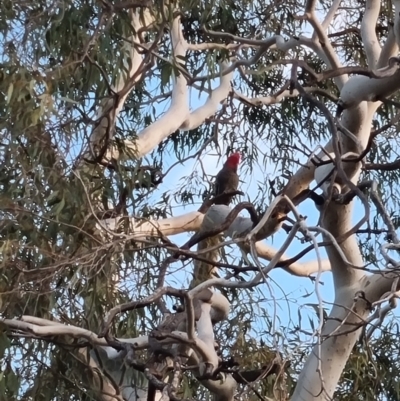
[{"xmin": 1, "ymin": 0, "xmax": 400, "ymax": 400}]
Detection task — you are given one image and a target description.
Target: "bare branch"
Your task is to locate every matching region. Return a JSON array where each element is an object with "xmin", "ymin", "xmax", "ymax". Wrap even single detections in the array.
[
  {"xmin": 2, "ymin": 316, "xmax": 148, "ymax": 351},
  {"xmin": 180, "ymin": 62, "xmax": 233, "ymax": 131},
  {"xmin": 365, "ymin": 158, "xmax": 400, "ymax": 171},
  {"xmin": 122, "ymin": 15, "xmax": 189, "ymax": 159},
  {"xmin": 82, "ymin": 8, "xmax": 152, "ymax": 165},
  {"xmin": 361, "ymin": 0, "xmax": 382, "ymax": 68},
  {"xmin": 378, "ymin": 26, "xmax": 399, "ymax": 68},
  {"xmin": 301, "ymin": 0, "xmax": 347, "ymax": 88},
  {"xmin": 100, "ymin": 287, "xmax": 186, "ymax": 338},
  {"xmin": 393, "ymin": 1, "xmax": 400, "ymax": 51},
  {"xmin": 233, "ymin": 86, "xmax": 337, "ymax": 107},
  {"xmin": 321, "ymin": 0, "xmax": 341, "ymax": 30}
]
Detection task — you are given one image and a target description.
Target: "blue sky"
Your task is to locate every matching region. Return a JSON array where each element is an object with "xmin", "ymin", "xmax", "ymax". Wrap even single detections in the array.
[
  {"xmin": 164, "ymin": 159, "xmax": 334, "ymax": 328},
  {"xmin": 142, "ymin": 78, "xmax": 336, "ymax": 340},
  {"xmin": 4, "ymin": 6, "xmax": 400, "ymax": 399},
  {"xmin": 3, "ymin": 3, "xmax": 396, "ymax": 350},
  {"xmin": 144, "ymin": 64, "xmax": 400, "ymax": 344},
  {"xmin": 156, "ymin": 142, "xmax": 396, "ymax": 347}
]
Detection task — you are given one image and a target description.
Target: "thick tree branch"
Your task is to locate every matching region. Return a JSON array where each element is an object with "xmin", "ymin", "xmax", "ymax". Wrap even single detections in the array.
[
  {"xmin": 83, "ymin": 9, "xmax": 152, "ymax": 166},
  {"xmin": 394, "ymin": 0, "xmax": 400, "ymax": 50},
  {"xmin": 120, "ymin": 53, "xmax": 232, "ymax": 159},
  {"xmin": 180, "ymin": 61, "xmax": 233, "ymax": 130},
  {"xmin": 361, "ymin": 0, "xmax": 381, "ymax": 68},
  {"xmin": 101, "ymin": 211, "xmax": 204, "ymax": 239},
  {"xmin": 363, "ymin": 271, "xmax": 400, "ymax": 308},
  {"xmin": 2, "ymin": 316, "xmax": 149, "ymax": 351},
  {"xmin": 365, "ymin": 158, "xmax": 400, "ymax": 171},
  {"xmin": 303, "ymin": 0, "xmax": 347, "ymax": 89},
  {"xmin": 378, "ymin": 26, "xmax": 399, "ymax": 68},
  {"xmin": 321, "ymin": 0, "xmax": 341, "ymax": 30},
  {"xmin": 339, "ymin": 60, "xmax": 400, "ymax": 110},
  {"xmin": 233, "ymin": 86, "xmax": 337, "ymax": 107},
  {"xmin": 102, "ymin": 205, "xmax": 330, "ymax": 277},
  {"xmin": 123, "ymin": 15, "xmax": 189, "ymax": 159}
]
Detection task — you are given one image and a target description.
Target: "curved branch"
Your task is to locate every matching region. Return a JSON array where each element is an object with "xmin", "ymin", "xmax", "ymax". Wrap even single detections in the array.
[
  {"xmin": 122, "ymin": 15, "xmax": 189, "ymax": 159},
  {"xmin": 119, "ymin": 48, "xmax": 233, "ymax": 159},
  {"xmin": 303, "ymin": 0, "xmax": 347, "ymax": 88},
  {"xmin": 101, "ymin": 211, "xmax": 204, "ymax": 239},
  {"xmin": 180, "ymin": 62, "xmax": 233, "ymax": 131},
  {"xmin": 99, "ymin": 287, "xmax": 186, "ymax": 338},
  {"xmin": 394, "ymin": 0, "xmax": 400, "ymax": 50},
  {"xmin": 233, "ymin": 86, "xmax": 338, "ymax": 107},
  {"xmin": 378, "ymin": 26, "xmax": 400, "ymax": 68},
  {"xmin": 361, "ymin": 0, "xmax": 381, "ymax": 68},
  {"xmin": 84, "ymin": 9, "xmax": 152, "ymax": 163},
  {"xmin": 339, "ymin": 66, "xmax": 400, "ymax": 110},
  {"xmin": 363, "ymin": 270, "xmax": 400, "ymax": 305},
  {"xmin": 2, "ymin": 316, "xmax": 148, "ymax": 351},
  {"xmin": 102, "ymin": 206, "xmax": 330, "ymax": 276},
  {"xmin": 321, "ymin": 0, "xmax": 341, "ymax": 30}
]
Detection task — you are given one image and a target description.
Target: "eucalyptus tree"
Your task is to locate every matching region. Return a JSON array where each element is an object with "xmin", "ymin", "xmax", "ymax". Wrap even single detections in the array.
[{"xmin": 1, "ymin": 0, "xmax": 400, "ymax": 400}]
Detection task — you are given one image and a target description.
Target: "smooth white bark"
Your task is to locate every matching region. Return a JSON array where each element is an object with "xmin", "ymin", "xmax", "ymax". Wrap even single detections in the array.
[
  {"xmin": 378, "ymin": 27, "xmax": 400, "ymax": 68},
  {"xmin": 307, "ymin": 0, "xmax": 347, "ymax": 89},
  {"xmin": 292, "ymin": 295, "xmax": 369, "ymax": 400},
  {"xmin": 85, "ymin": 9, "xmax": 151, "ymax": 161},
  {"xmin": 102, "ymin": 211, "xmax": 204, "ymax": 239},
  {"xmin": 123, "ymin": 16, "xmax": 189, "ymax": 159},
  {"xmin": 339, "ymin": 70, "xmax": 400, "ymax": 110},
  {"xmin": 88, "ymin": 3, "xmax": 400, "ymax": 399},
  {"xmin": 9, "ymin": 316, "xmax": 148, "ymax": 350},
  {"xmin": 21, "ymin": 1, "xmax": 400, "ymax": 400},
  {"xmin": 101, "ymin": 206, "xmax": 331, "ymax": 276},
  {"xmin": 314, "ymin": 152, "xmax": 362, "ymax": 196},
  {"xmin": 290, "ymin": 98, "xmax": 386, "ymax": 401},
  {"xmin": 199, "ymin": 374, "xmax": 237, "ymax": 401},
  {"xmin": 393, "ymin": 0, "xmax": 400, "ymax": 49},
  {"xmin": 321, "ymin": 0, "xmax": 341, "ymax": 30},
  {"xmin": 361, "ymin": 0, "xmax": 381, "ymax": 68},
  {"xmin": 180, "ymin": 62, "xmax": 233, "ymax": 131},
  {"xmin": 234, "ymin": 86, "xmax": 335, "ymax": 107}
]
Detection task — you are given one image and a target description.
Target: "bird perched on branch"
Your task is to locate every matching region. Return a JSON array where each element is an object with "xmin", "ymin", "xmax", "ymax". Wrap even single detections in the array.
[
  {"xmin": 187, "ymin": 152, "xmax": 241, "ymax": 288},
  {"xmin": 214, "ymin": 152, "xmax": 241, "ymax": 206}
]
